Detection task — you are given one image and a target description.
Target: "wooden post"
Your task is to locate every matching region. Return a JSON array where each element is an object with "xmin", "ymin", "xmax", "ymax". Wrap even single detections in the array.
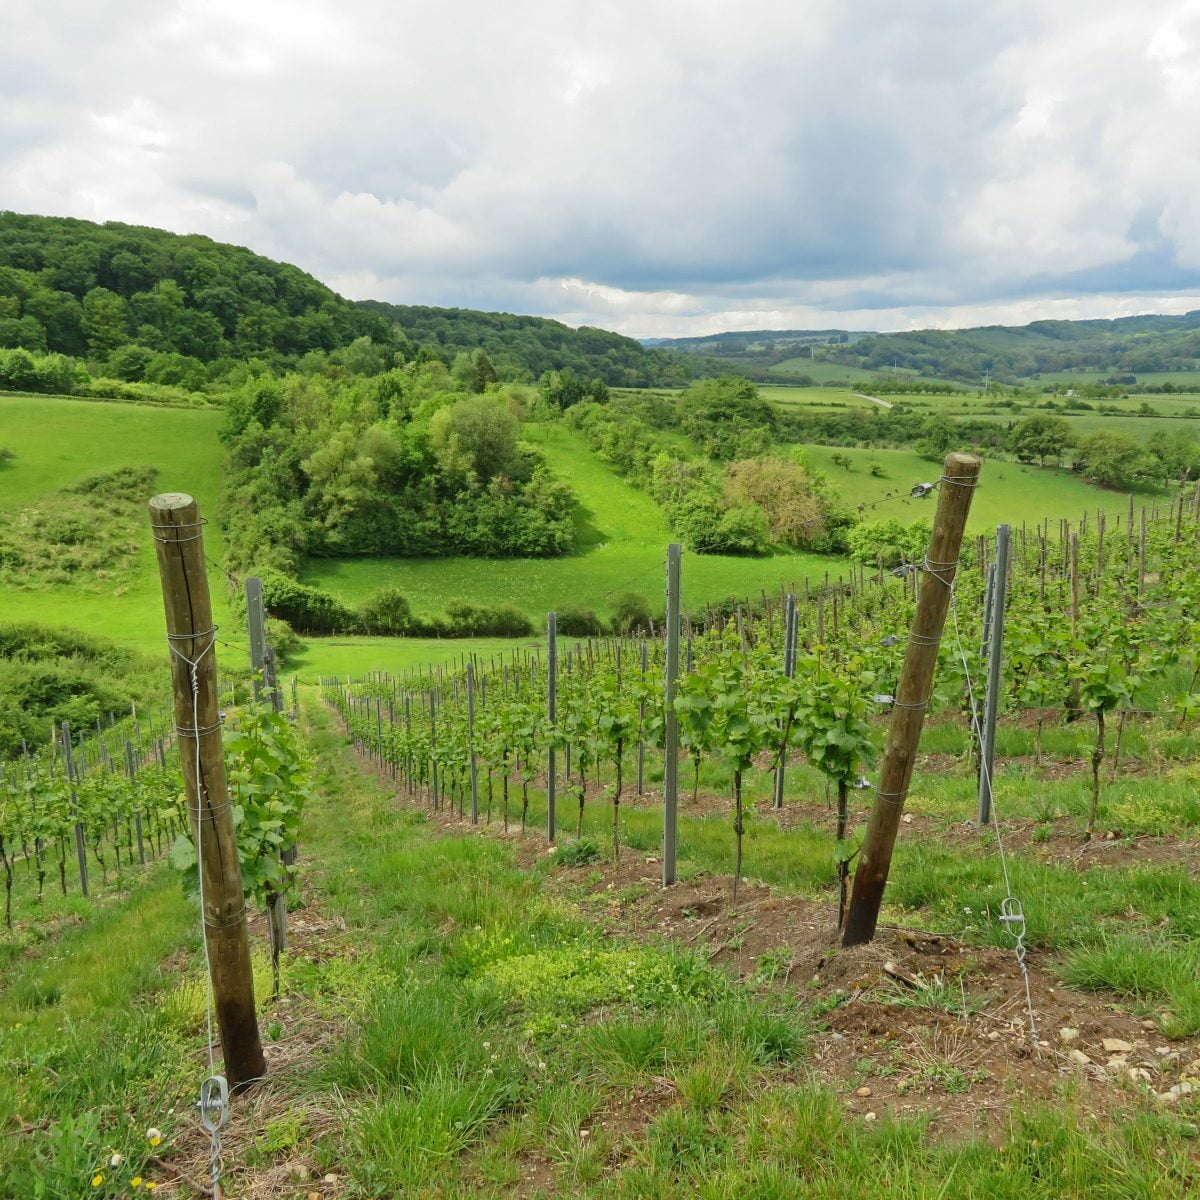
[
  {"xmin": 663, "ymin": 544, "xmax": 682, "ymax": 886},
  {"xmin": 150, "ymin": 492, "xmax": 265, "ymax": 1089},
  {"xmin": 546, "ymin": 614, "xmax": 556, "ymax": 842},
  {"xmin": 842, "ymin": 453, "xmax": 982, "ymax": 947}
]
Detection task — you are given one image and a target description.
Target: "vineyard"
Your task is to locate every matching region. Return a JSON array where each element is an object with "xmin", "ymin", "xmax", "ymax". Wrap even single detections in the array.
[
  {"xmin": 6, "ymin": 477, "xmax": 1200, "ymax": 1197},
  {"xmin": 327, "ymin": 486, "xmax": 1200, "ymax": 915}
]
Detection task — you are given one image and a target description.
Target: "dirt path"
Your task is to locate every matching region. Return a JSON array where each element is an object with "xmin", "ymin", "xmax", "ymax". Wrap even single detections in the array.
[{"xmin": 853, "ymin": 391, "xmax": 895, "ymax": 409}]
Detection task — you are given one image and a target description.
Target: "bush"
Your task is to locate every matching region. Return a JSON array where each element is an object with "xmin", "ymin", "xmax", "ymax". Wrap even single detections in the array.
[
  {"xmin": 555, "ymin": 605, "xmax": 603, "ymax": 636},
  {"xmin": 610, "ymin": 592, "xmax": 653, "ymax": 635},
  {"xmin": 359, "ymin": 587, "xmax": 414, "ymax": 635},
  {"xmin": 442, "ymin": 600, "xmax": 533, "ymax": 637},
  {"xmin": 259, "ymin": 568, "xmax": 358, "ymax": 635},
  {"xmin": 0, "ymin": 447, "xmax": 14, "ymax": 467},
  {"xmin": 265, "ymin": 617, "xmax": 301, "ymax": 666}
]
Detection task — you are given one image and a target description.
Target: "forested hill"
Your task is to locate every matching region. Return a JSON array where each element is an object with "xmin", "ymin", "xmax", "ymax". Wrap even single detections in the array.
[
  {"xmin": 658, "ymin": 312, "xmax": 1200, "ymax": 385},
  {"xmin": 825, "ymin": 314, "xmax": 1200, "ymax": 382},
  {"xmin": 357, "ymin": 300, "xmax": 690, "ymax": 387},
  {"xmin": 0, "ymin": 211, "xmax": 391, "ymax": 366},
  {"xmin": 0, "ymin": 211, "xmax": 694, "ymax": 387}
]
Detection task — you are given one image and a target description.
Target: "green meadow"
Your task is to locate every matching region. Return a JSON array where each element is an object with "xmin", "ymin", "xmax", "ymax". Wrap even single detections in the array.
[
  {"xmin": 793, "ymin": 442, "xmax": 1153, "ymax": 529},
  {"xmin": 0, "ymin": 392, "xmax": 231, "ymax": 654},
  {"xmin": 302, "ymin": 422, "xmax": 839, "ymax": 618}
]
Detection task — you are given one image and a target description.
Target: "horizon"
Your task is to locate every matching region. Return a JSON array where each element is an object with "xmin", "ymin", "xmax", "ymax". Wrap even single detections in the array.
[{"xmin": 3, "ymin": 2, "xmax": 1199, "ymax": 338}]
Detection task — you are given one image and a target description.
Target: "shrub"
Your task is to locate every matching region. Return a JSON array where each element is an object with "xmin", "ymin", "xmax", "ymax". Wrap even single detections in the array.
[
  {"xmin": 610, "ymin": 592, "xmax": 653, "ymax": 635},
  {"xmin": 265, "ymin": 617, "xmax": 301, "ymax": 666},
  {"xmin": 555, "ymin": 605, "xmax": 603, "ymax": 636},
  {"xmin": 359, "ymin": 588, "xmax": 414, "ymax": 636},
  {"xmin": 0, "ymin": 447, "xmax": 14, "ymax": 467},
  {"xmin": 259, "ymin": 568, "xmax": 358, "ymax": 635},
  {"xmin": 442, "ymin": 600, "xmax": 533, "ymax": 637}
]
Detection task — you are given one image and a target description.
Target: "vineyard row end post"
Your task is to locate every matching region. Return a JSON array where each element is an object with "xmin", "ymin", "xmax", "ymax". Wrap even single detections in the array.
[
  {"xmin": 150, "ymin": 491, "xmax": 265, "ymax": 1090},
  {"xmin": 842, "ymin": 453, "xmax": 982, "ymax": 948},
  {"xmin": 663, "ymin": 543, "xmax": 682, "ymax": 886}
]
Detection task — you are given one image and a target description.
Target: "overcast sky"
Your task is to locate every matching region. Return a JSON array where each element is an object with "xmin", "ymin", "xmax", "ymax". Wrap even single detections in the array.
[{"xmin": 3, "ymin": 0, "xmax": 1200, "ymax": 338}]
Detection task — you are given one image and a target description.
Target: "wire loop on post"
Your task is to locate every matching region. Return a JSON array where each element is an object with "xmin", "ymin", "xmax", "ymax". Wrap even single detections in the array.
[{"xmin": 151, "ymin": 518, "xmax": 210, "ymax": 545}]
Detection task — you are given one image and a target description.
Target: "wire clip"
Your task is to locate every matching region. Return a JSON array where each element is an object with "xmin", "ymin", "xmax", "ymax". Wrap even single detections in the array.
[{"xmin": 910, "ymin": 482, "xmax": 936, "ymax": 498}]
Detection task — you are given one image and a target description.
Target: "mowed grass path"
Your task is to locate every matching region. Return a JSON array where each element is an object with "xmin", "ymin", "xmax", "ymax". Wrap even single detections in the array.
[
  {"xmin": 0, "ymin": 392, "xmax": 229, "ymax": 652},
  {"xmin": 304, "ymin": 423, "xmax": 840, "ymax": 619}
]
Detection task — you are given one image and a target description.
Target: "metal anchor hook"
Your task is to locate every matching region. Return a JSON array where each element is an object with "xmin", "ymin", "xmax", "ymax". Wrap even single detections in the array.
[
  {"xmin": 998, "ymin": 895, "xmax": 1027, "ymax": 935},
  {"xmin": 197, "ymin": 1074, "xmax": 230, "ymax": 1133}
]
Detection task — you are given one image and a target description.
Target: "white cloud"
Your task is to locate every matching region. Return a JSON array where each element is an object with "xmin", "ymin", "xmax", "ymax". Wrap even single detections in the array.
[{"xmin": 1, "ymin": 0, "xmax": 1199, "ymax": 336}]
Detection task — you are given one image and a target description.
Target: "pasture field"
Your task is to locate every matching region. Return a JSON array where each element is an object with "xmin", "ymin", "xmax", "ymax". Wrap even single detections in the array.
[
  {"xmin": 0, "ymin": 392, "xmax": 230, "ymax": 654},
  {"xmin": 792, "ymin": 442, "xmax": 1154, "ymax": 528},
  {"xmin": 1031, "ymin": 369, "xmax": 1200, "ymax": 389},
  {"xmin": 303, "ymin": 423, "xmax": 839, "ymax": 619},
  {"xmin": 760, "ymin": 384, "xmax": 884, "ymax": 412},
  {"xmin": 765, "ymin": 358, "xmax": 900, "ymax": 384}
]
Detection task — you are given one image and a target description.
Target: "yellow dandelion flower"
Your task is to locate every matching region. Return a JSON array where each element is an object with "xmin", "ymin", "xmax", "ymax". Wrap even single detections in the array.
[
  {"xmin": 91, "ymin": 1174, "xmax": 104, "ymax": 1188},
  {"xmin": 131, "ymin": 1179, "xmax": 143, "ymax": 1189},
  {"xmin": 144, "ymin": 1184, "xmax": 158, "ymax": 1192}
]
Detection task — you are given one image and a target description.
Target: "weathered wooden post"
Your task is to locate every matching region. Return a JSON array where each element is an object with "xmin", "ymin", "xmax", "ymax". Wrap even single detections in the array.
[
  {"xmin": 663, "ymin": 544, "xmax": 682, "ymax": 886},
  {"xmin": 149, "ymin": 492, "xmax": 265, "ymax": 1089},
  {"xmin": 842, "ymin": 454, "xmax": 982, "ymax": 947}
]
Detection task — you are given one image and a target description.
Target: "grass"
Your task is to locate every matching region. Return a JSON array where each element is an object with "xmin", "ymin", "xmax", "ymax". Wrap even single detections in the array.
[
  {"xmin": 760, "ymin": 385, "xmax": 884, "ymax": 411},
  {"xmin": 0, "ymin": 392, "xmax": 229, "ymax": 654},
  {"xmin": 794, "ymin": 442, "xmax": 1155, "ymax": 529},
  {"xmin": 303, "ymin": 423, "xmax": 839, "ymax": 618},
  {"xmin": 5, "ymin": 700, "xmax": 1200, "ymax": 1196}
]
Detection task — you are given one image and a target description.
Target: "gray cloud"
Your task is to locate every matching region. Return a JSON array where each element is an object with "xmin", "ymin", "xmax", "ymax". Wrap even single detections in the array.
[{"xmin": 2, "ymin": 0, "xmax": 1199, "ymax": 336}]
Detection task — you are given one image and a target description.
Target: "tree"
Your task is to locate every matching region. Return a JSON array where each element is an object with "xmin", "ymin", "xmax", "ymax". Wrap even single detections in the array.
[
  {"xmin": 429, "ymin": 394, "xmax": 521, "ymax": 484},
  {"xmin": 540, "ymin": 367, "xmax": 590, "ymax": 410},
  {"xmin": 81, "ymin": 288, "xmax": 130, "ymax": 357},
  {"xmin": 1007, "ymin": 414, "xmax": 1073, "ymax": 466},
  {"xmin": 451, "ymin": 349, "xmax": 499, "ymax": 394},
  {"xmin": 724, "ymin": 456, "xmax": 830, "ymax": 549},
  {"xmin": 1074, "ymin": 431, "xmax": 1150, "ymax": 489}
]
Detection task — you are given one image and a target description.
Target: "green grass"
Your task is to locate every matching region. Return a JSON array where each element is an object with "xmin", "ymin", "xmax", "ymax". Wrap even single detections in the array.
[
  {"xmin": 0, "ymin": 392, "xmax": 229, "ymax": 654},
  {"xmin": 796, "ymin": 442, "xmax": 1155, "ymax": 528},
  {"xmin": 1030, "ymin": 370, "xmax": 1200, "ymax": 389},
  {"xmin": 760, "ymin": 385, "xmax": 883, "ymax": 411},
  {"xmin": 290, "ymin": 635, "xmax": 548, "ymax": 681},
  {"xmin": 765, "ymin": 359, "xmax": 897, "ymax": 383},
  {"xmin": 304, "ymin": 423, "xmax": 840, "ymax": 618},
  {"xmin": 6, "ymin": 699, "xmax": 1200, "ymax": 1196}
]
